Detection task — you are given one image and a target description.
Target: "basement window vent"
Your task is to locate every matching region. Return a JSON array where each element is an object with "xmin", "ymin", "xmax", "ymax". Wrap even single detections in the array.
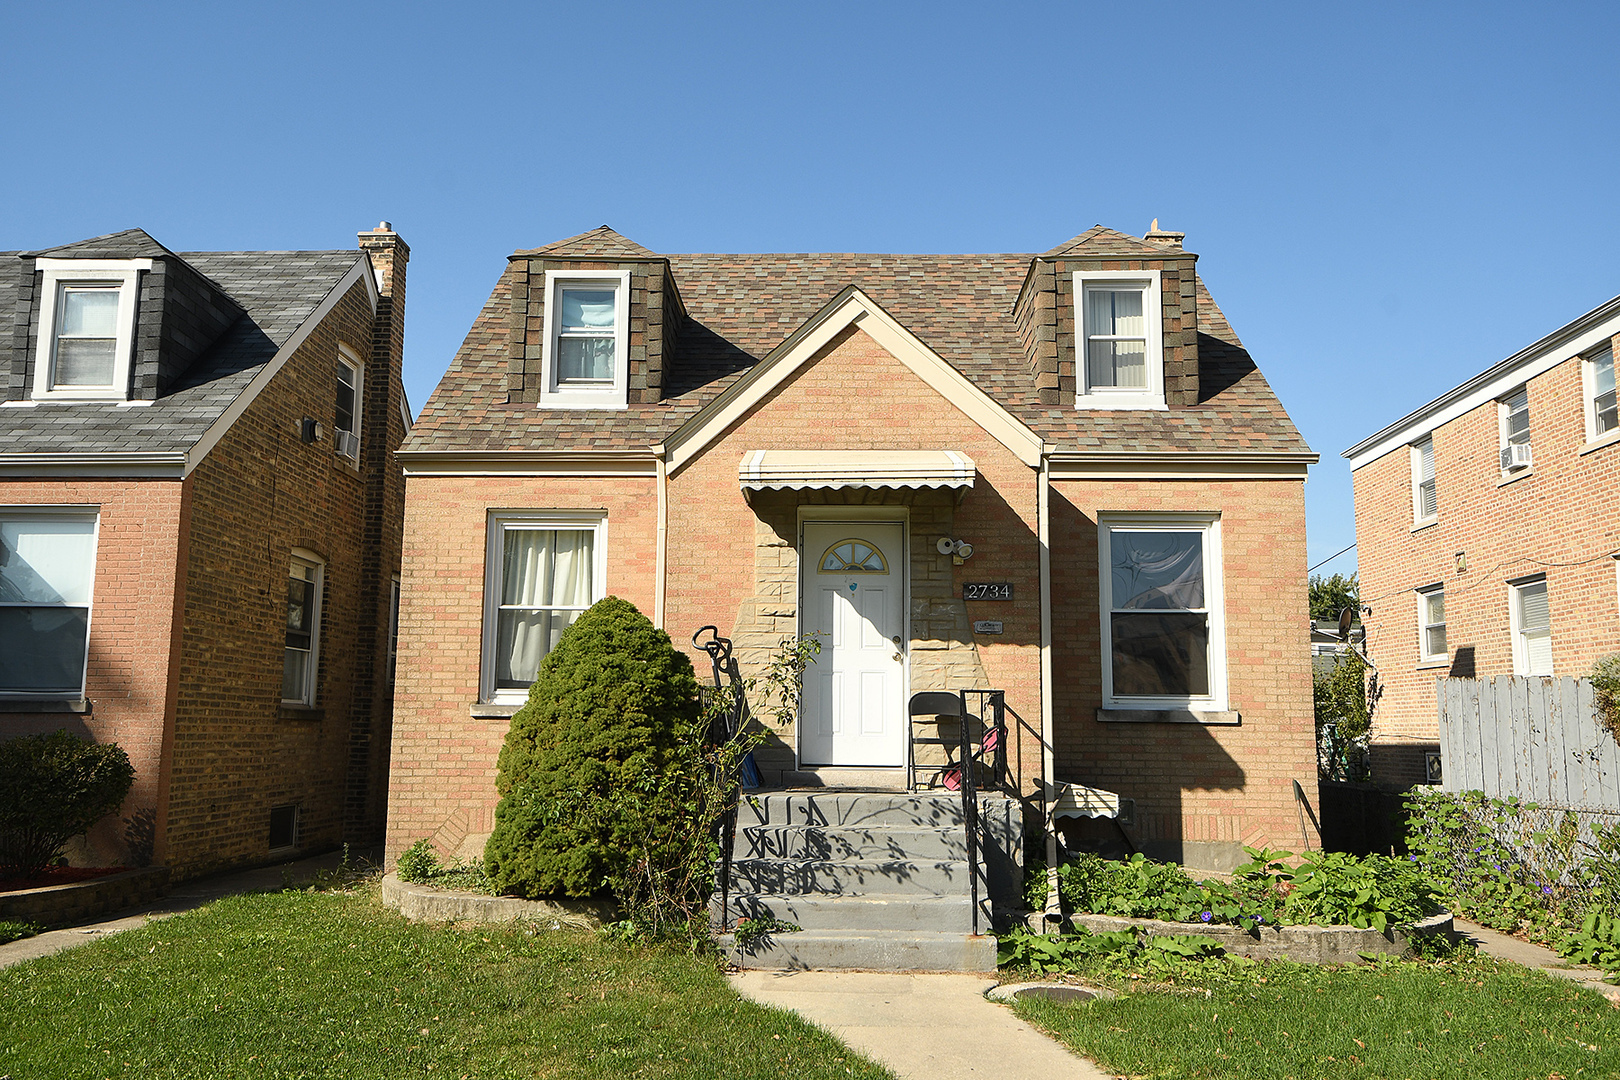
[{"xmin": 268, "ymin": 804, "xmax": 300, "ymax": 852}]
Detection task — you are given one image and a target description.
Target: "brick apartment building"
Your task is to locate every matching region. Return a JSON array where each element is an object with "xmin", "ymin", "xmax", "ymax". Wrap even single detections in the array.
[
  {"xmin": 388, "ymin": 223, "xmax": 1320, "ymax": 874},
  {"xmin": 0, "ymin": 225, "xmax": 409, "ymax": 878},
  {"xmin": 1345, "ymin": 292, "xmax": 1620, "ymax": 789}
]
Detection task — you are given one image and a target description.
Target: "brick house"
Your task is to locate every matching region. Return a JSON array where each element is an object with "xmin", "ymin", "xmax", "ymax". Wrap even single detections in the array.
[
  {"xmin": 388, "ymin": 222, "xmax": 1319, "ymax": 882},
  {"xmin": 0, "ymin": 224, "xmax": 409, "ymax": 878},
  {"xmin": 1345, "ymin": 292, "xmax": 1620, "ymax": 790}
]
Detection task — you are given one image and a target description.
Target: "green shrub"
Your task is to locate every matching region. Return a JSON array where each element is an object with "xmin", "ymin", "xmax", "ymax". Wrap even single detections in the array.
[
  {"xmin": 1592, "ymin": 653, "xmax": 1620, "ymax": 742},
  {"xmin": 0, "ymin": 919, "xmax": 40, "ymax": 945},
  {"xmin": 1280, "ymin": 850, "xmax": 1439, "ymax": 932},
  {"xmin": 484, "ymin": 597, "xmax": 701, "ymax": 900},
  {"xmin": 997, "ymin": 925, "xmax": 1226, "ymax": 977},
  {"xmin": 0, "ymin": 731, "xmax": 134, "ymax": 877},
  {"xmin": 395, "ymin": 839, "xmax": 440, "ymax": 883}
]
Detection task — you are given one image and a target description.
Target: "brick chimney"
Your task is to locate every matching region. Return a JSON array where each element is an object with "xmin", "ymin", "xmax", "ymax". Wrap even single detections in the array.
[
  {"xmin": 1143, "ymin": 218, "xmax": 1185, "ymax": 250},
  {"xmin": 359, "ymin": 221, "xmax": 408, "ymax": 299}
]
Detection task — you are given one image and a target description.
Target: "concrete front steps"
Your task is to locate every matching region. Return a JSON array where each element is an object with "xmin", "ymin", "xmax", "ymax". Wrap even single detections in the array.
[{"xmin": 715, "ymin": 791, "xmax": 999, "ymax": 973}]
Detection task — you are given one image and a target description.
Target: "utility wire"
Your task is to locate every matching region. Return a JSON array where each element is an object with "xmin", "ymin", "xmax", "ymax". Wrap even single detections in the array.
[{"xmin": 1308, "ymin": 543, "xmax": 1356, "ymax": 574}]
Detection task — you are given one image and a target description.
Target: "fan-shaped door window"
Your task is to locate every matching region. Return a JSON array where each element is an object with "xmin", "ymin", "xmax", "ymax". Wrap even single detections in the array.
[{"xmin": 819, "ymin": 539, "xmax": 888, "ymax": 574}]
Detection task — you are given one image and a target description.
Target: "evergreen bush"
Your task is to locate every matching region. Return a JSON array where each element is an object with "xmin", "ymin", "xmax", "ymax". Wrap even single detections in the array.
[
  {"xmin": 484, "ymin": 597, "xmax": 701, "ymax": 899},
  {"xmin": 0, "ymin": 730, "xmax": 135, "ymax": 877}
]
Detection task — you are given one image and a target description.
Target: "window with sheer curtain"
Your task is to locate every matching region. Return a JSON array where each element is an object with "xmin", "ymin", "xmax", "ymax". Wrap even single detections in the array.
[
  {"xmin": 282, "ymin": 554, "xmax": 323, "ymax": 705},
  {"xmin": 487, "ymin": 521, "xmax": 599, "ymax": 696},
  {"xmin": 32, "ymin": 260, "xmax": 145, "ymax": 401},
  {"xmin": 1099, "ymin": 517, "xmax": 1225, "ymax": 709},
  {"xmin": 541, "ymin": 270, "xmax": 629, "ymax": 408},
  {"xmin": 1511, "ymin": 577, "xmax": 1552, "ymax": 677},
  {"xmin": 1073, "ymin": 271, "xmax": 1164, "ymax": 408},
  {"xmin": 0, "ymin": 514, "xmax": 98, "ymax": 695},
  {"xmin": 1085, "ymin": 287, "xmax": 1148, "ymax": 390}
]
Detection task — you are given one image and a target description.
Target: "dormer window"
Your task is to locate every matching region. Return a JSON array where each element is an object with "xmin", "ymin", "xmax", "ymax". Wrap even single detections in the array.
[
  {"xmin": 31, "ymin": 259, "xmax": 148, "ymax": 401},
  {"xmin": 1073, "ymin": 270, "xmax": 1165, "ymax": 410},
  {"xmin": 539, "ymin": 269, "xmax": 630, "ymax": 409}
]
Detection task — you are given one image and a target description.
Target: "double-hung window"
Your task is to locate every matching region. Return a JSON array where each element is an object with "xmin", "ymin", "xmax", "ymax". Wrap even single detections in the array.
[
  {"xmin": 31, "ymin": 259, "xmax": 148, "ymax": 401},
  {"xmin": 1073, "ymin": 270, "xmax": 1165, "ymax": 409},
  {"xmin": 335, "ymin": 347, "xmax": 363, "ymax": 462},
  {"xmin": 1509, "ymin": 576, "xmax": 1552, "ymax": 677},
  {"xmin": 0, "ymin": 512, "xmax": 98, "ymax": 695},
  {"xmin": 1411, "ymin": 437, "xmax": 1437, "ymax": 524},
  {"xmin": 1498, "ymin": 387, "xmax": 1531, "ymax": 473},
  {"xmin": 282, "ymin": 552, "xmax": 324, "ymax": 705},
  {"xmin": 482, "ymin": 512, "xmax": 606, "ymax": 702},
  {"xmin": 539, "ymin": 270, "xmax": 630, "ymax": 409},
  {"xmin": 1417, "ymin": 585, "xmax": 1447, "ymax": 663},
  {"xmin": 1098, "ymin": 516, "xmax": 1226, "ymax": 711},
  {"xmin": 1586, "ymin": 347, "xmax": 1617, "ymax": 442}
]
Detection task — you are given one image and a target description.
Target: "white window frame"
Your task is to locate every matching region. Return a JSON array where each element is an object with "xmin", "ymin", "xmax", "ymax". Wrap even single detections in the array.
[
  {"xmin": 282, "ymin": 549, "xmax": 324, "ymax": 706},
  {"xmin": 1073, "ymin": 270, "xmax": 1166, "ymax": 410},
  {"xmin": 1417, "ymin": 584, "xmax": 1447, "ymax": 664},
  {"xmin": 0, "ymin": 507, "xmax": 100, "ymax": 697},
  {"xmin": 1497, "ymin": 387, "xmax": 1531, "ymax": 473},
  {"xmin": 1097, "ymin": 513, "xmax": 1226, "ymax": 711},
  {"xmin": 31, "ymin": 259, "xmax": 151, "ymax": 401},
  {"xmin": 1583, "ymin": 346, "xmax": 1618, "ymax": 444},
  {"xmin": 538, "ymin": 269, "xmax": 631, "ymax": 410},
  {"xmin": 1411, "ymin": 437, "xmax": 1437, "ymax": 526},
  {"xmin": 1508, "ymin": 574, "xmax": 1553, "ymax": 677},
  {"xmin": 335, "ymin": 344, "xmax": 364, "ymax": 463},
  {"xmin": 481, "ymin": 511, "xmax": 608, "ymax": 704}
]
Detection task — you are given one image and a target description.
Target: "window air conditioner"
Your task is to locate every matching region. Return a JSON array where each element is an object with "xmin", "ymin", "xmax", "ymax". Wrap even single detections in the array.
[
  {"xmin": 335, "ymin": 429, "xmax": 360, "ymax": 460},
  {"xmin": 1500, "ymin": 443, "xmax": 1532, "ymax": 470}
]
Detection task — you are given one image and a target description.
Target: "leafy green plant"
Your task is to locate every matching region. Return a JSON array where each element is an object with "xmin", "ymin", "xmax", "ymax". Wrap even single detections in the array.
[
  {"xmin": 732, "ymin": 915, "xmax": 802, "ymax": 949},
  {"xmin": 1281, "ymin": 851, "xmax": 1439, "ymax": 932},
  {"xmin": 0, "ymin": 919, "xmax": 40, "ymax": 945},
  {"xmin": 395, "ymin": 839, "xmax": 440, "ymax": 883},
  {"xmin": 0, "ymin": 730, "xmax": 135, "ymax": 877},
  {"xmin": 997, "ymin": 925, "xmax": 1225, "ymax": 978},
  {"xmin": 1308, "ymin": 572, "xmax": 1359, "ymax": 622},
  {"xmin": 1057, "ymin": 850, "xmax": 1283, "ymax": 931},
  {"xmin": 1559, "ymin": 910, "xmax": 1620, "ymax": 976},
  {"xmin": 1592, "ymin": 653, "xmax": 1620, "ymax": 743},
  {"xmin": 394, "ymin": 839, "xmax": 492, "ymax": 893}
]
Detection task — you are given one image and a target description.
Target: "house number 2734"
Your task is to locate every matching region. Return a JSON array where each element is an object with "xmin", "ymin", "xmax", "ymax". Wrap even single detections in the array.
[{"xmin": 963, "ymin": 583, "xmax": 1012, "ymax": 601}]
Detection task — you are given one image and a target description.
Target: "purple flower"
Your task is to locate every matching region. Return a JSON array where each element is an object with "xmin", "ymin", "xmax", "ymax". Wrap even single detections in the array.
[
  {"xmin": 1255, "ymin": 915, "xmax": 1265, "ymax": 924},
  {"xmin": 1543, "ymin": 886, "xmax": 1554, "ymax": 896},
  {"xmin": 1200, "ymin": 911, "xmax": 1213, "ymax": 922}
]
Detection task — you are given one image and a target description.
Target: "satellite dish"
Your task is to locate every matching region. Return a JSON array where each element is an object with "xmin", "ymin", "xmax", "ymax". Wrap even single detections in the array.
[{"xmin": 1337, "ymin": 606, "xmax": 1355, "ymax": 641}]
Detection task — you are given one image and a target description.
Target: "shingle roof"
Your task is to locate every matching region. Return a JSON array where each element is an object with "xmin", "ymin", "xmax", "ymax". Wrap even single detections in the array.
[
  {"xmin": 31, "ymin": 228, "xmax": 175, "ymax": 260},
  {"xmin": 407, "ymin": 242, "xmax": 1312, "ymax": 458},
  {"xmin": 1039, "ymin": 225, "xmax": 1170, "ymax": 259},
  {"xmin": 0, "ymin": 246, "xmax": 362, "ymax": 457},
  {"xmin": 516, "ymin": 226, "xmax": 659, "ymax": 259}
]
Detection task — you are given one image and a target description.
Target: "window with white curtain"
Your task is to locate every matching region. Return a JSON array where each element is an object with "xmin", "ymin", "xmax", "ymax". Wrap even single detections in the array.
[
  {"xmin": 1098, "ymin": 515, "xmax": 1226, "ymax": 710},
  {"xmin": 31, "ymin": 260, "xmax": 147, "ymax": 401},
  {"xmin": 483, "ymin": 513, "xmax": 605, "ymax": 701},
  {"xmin": 540, "ymin": 270, "xmax": 630, "ymax": 409},
  {"xmin": 1073, "ymin": 270, "xmax": 1165, "ymax": 409},
  {"xmin": 1587, "ymin": 347, "xmax": 1618, "ymax": 441},
  {"xmin": 1417, "ymin": 585, "xmax": 1447, "ymax": 663},
  {"xmin": 0, "ymin": 512, "xmax": 98, "ymax": 695},
  {"xmin": 1411, "ymin": 437, "xmax": 1437, "ymax": 524},
  {"xmin": 282, "ymin": 553, "xmax": 324, "ymax": 705},
  {"xmin": 1510, "ymin": 576, "xmax": 1553, "ymax": 677}
]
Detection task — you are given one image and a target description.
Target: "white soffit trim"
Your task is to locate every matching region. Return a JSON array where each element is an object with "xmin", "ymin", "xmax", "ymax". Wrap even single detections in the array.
[
  {"xmin": 400, "ymin": 450, "xmax": 658, "ymax": 477},
  {"xmin": 664, "ymin": 287, "xmax": 1045, "ymax": 471},
  {"xmin": 1344, "ymin": 293, "xmax": 1620, "ymax": 470},
  {"xmin": 0, "ymin": 451, "xmax": 186, "ymax": 478},
  {"xmin": 1049, "ymin": 451, "xmax": 1316, "ymax": 480},
  {"xmin": 739, "ymin": 449, "xmax": 975, "ymax": 491},
  {"xmin": 185, "ymin": 256, "xmax": 372, "ymax": 477}
]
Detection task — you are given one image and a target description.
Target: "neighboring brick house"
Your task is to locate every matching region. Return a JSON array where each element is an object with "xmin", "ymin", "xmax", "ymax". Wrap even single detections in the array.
[
  {"xmin": 389, "ymin": 223, "xmax": 1319, "ymax": 873},
  {"xmin": 0, "ymin": 224, "xmax": 410, "ymax": 878},
  {"xmin": 1345, "ymin": 292, "xmax": 1620, "ymax": 790}
]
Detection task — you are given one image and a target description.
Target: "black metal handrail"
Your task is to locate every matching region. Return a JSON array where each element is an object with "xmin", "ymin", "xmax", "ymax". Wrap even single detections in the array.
[
  {"xmin": 928, "ymin": 689, "xmax": 1007, "ymax": 937},
  {"xmin": 693, "ymin": 625, "xmax": 747, "ymax": 931}
]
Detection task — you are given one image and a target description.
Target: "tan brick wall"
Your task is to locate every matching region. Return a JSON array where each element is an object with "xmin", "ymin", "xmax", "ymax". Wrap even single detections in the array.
[
  {"xmin": 165, "ymin": 271, "xmax": 404, "ymax": 878},
  {"xmin": 1050, "ymin": 476, "xmax": 1315, "ymax": 864},
  {"xmin": 0, "ymin": 477, "xmax": 184, "ymax": 867},
  {"xmin": 386, "ymin": 474, "xmax": 659, "ymax": 862},
  {"xmin": 1352, "ymin": 340, "xmax": 1620, "ymax": 788}
]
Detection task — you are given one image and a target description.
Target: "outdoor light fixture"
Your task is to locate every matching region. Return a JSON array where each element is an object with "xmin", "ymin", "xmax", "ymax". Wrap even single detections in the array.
[{"xmin": 936, "ymin": 537, "xmax": 974, "ymax": 560}]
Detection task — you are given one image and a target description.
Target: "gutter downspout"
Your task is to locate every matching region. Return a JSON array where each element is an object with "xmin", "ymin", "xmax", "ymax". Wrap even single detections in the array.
[
  {"xmin": 1038, "ymin": 452, "xmax": 1059, "ymax": 918},
  {"xmin": 654, "ymin": 447, "xmax": 669, "ymax": 629}
]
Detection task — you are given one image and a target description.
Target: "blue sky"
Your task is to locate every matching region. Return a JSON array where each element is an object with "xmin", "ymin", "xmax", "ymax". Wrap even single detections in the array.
[{"xmin": 4, "ymin": 1, "xmax": 1617, "ymax": 573}]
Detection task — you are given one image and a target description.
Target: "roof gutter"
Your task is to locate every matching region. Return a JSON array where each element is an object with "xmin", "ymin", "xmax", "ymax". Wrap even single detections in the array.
[{"xmin": 0, "ymin": 451, "xmax": 188, "ymax": 478}]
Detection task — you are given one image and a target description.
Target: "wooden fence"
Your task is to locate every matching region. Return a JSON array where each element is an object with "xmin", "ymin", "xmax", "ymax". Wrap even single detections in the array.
[{"xmin": 1436, "ymin": 676, "xmax": 1618, "ymax": 810}]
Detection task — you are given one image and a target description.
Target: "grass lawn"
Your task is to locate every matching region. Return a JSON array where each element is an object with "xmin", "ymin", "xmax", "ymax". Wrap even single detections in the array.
[
  {"xmin": 1013, "ymin": 951, "xmax": 1620, "ymax": 1080},
  {"xmin": 0, "ymin": 885, "xmax": 891, "ymax": 1079}
]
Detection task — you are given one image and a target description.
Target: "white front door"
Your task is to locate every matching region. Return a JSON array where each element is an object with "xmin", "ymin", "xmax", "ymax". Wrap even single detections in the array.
[{"xmin": 799, "ymin": 521, "xmax": 906, "ymax": 767}]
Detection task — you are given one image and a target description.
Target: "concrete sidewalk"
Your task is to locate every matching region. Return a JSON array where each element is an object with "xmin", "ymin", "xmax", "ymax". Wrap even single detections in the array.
[
  {"xmin": 730, "ymin": 970, "xmax": 1112, "ymax": 1080},
  {"xmin": 0, "ymin": 848, "xmax": 370, "ymax": 971},
  {"xmin": 1455, "ymin": 917, "xmax": 1620, "ymax": 1003}
]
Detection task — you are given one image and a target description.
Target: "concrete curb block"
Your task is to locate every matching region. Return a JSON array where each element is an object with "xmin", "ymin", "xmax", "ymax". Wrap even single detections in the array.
[
  {"xmin": 1023, "ymin": 909, "xmax": 1455, "ymax": 965},
  {"xmin": 0, "ymin": 866, "xmax": 170, "ymax": 929},
  {"xmin": 379, "ymin": 873, "xmax": 611, "ymax": 928}
]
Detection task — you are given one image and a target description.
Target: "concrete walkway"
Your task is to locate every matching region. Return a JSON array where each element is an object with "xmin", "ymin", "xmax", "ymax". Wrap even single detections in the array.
[
  {"xmin": 1455, "ymin": 917, "xmax": 1620, "ymax": 1003},
  {"xmin": 730, "ymin": 970, "xmax": 1112, "ymax": 1080},
  {"xmin": 0, "ymin": 848, "xmax": 368, "ymax": 971}
]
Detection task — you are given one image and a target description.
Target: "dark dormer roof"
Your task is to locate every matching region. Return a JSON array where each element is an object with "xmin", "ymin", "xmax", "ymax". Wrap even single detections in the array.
[
  {"xmin": 516, "ymin": 226, "xmax": 660, "ymax": 260},
  {"xmin": 31, "ymin": 228, "xmax": 176, "ymax": 261},
  {"xmin": 1, "ymin": 235, "xmax": 366, "ymax": 463},
  {"xmin": 1039, "ymin": 225, "xmax": 1173, "ymax": 259}
]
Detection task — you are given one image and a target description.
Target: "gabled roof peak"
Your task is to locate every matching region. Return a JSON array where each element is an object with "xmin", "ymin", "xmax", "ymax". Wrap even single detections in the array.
[
  {"xmin": 31, "ymin": 228, "xmax": 175, "ymax": 260},
  {"xmin": 516, "ymin": 225, "xmax": 659, "ymax": 260},
  {"xmin": 1039, "ymin": 225, "xmax": 1175, "ymax": 259}
]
